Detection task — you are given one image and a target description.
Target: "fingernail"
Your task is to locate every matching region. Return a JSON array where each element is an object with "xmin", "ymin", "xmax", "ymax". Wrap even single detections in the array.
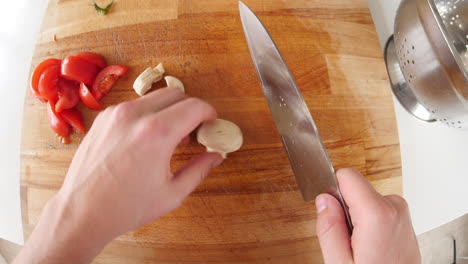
[{"xmin": 315, "ymin": 195, "xmax": 327, "ymax": 214}]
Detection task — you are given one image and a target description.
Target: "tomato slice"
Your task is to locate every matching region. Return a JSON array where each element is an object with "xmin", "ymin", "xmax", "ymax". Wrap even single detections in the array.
[
  {"xmin": 56, "ymin": 79, "xmax": 80, "ymax": 112},
  {"xmin": 38, "ymin": 65, "xmax": 61, "ymax": 102},
  {"xmin": 61, "ymin": 56, "xmax": 101, "ymax": 85},
  {"xmin": 75, "ymin": 52, "xmax": 107, "ymax": 69},
  {"xmin": 92, "ymin": 65, "xmax": 128, "ymax": 101},
  {"xmin": 47, "ymin": 101, "xmax": 70, "ymax": 139},
  {"xmin": 30, "ymin": 58, "xmax": 61, "ymax": 100},
  {"xmin": 79, "ymin": 83, "xmax": 102, "ymax": 110},
  {"xmin": 60, "ymin": 108, "xmax": 85, "ymax": 134}
]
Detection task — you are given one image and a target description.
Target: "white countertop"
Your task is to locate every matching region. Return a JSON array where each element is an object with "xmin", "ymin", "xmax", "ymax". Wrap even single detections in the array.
[
  {"xmin": 0, "ymin": 0, "xmax": 48, "ymax": 244},
  {"xmin": 1, "ymin": 0, "xmax": 467, "ymax": 245},
  {"xmin": 369, "ymin": 0, "xmax": 468, "ymax": 234}
]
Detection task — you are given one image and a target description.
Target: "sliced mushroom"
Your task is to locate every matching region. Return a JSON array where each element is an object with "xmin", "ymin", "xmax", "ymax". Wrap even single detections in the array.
[
  {"xmin": 133, "ymin": 63, "xmax": 165, "ymax": 96},
  {"xmin": 197, "ymin": 119, "xmax": 243, "ymax": 158},
  {"xmin": 164, "ymin": 76, "xmax": 185, "ymax": 92},
  {"xmin": 154, "ymin": 63, "xmax": 165, "ymax": 74}
]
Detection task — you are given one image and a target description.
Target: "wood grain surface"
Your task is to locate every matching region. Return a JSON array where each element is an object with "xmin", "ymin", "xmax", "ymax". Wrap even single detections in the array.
[{"xmin": 20, "ymin": 0, "xmax": 402, "ymax": 263}]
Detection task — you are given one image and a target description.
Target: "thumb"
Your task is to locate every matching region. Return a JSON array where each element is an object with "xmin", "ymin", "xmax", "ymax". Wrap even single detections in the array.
[
  {"xmin": 315, "ymin": 194, "xmax": 353, "ymax": 264},
  {"xmin": 171, "ymin": 152, "xmax": 224, "ymax": 198}
]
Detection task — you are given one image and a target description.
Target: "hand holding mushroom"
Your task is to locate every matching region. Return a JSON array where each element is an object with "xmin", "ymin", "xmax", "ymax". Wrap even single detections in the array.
[{"xmin": 133, "ymin": 63, "xmax": 243, "ymax": 157}]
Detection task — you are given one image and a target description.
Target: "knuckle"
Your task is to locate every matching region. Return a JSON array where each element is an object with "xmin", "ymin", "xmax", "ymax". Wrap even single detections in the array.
[
  {"xmin": 133, "ymin": 120, "xmax": 154, "ymax": 140},
  {"xmin": 339, "ymin": 167, "xmax": 359, "ymax": 174},
  {"xmin": 336, "ymin": 168, "xmax": 363, "ymax": 184},
  {"xmin": 379, "ymin": 199, "xmax": 400, "ymax": 224},
  {"xmin": 113, "ymin": 102, "xmax": 135, "ymax": 121},
  {"xmin": 387, "ymin": 194, "xmax": 409, "ymax": 208},
  {"xmin": 386, "ymin": 194, "xmax": 409, "ymax": 214},
  {"xmin": 337, "ymin": 167, "xmax": 361, "ymax": 177},
  {"xmin": 185, "ymin": 98, "xmax": 215, "ymax": 115},
  {"xmin": 134, "ymin": 117, "xmax": 169, "ymax": 140},
  {"xmin": 151, "ymin": 118, "xmax": 170, "ymax": 138}
]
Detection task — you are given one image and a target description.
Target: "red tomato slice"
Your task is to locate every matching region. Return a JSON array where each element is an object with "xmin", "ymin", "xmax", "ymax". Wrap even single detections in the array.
[
  {"xmin": 30, "ymin": 58, "xmax": 61, "ymax": 100},
  {"xmin": 75, "ymin": 52, "xmax": 107, "ymax": 69},
  {"xmin": 60, "ymin": 108, "xmax": 85, "ymax": 134},
  {"xmin": 61, "ymin": 56, "xmax": 101, "ymax": 85},
  {"xmin": 92, "ymin": 65, "xmax": 128, "ymax": 101},
  {"xmin": 79, "ymin": 83, "xmax": 102, "ymax": 110},
  {"xmin": 47, "ymin": 101, "xmax": 70, "ymax": 139},
  {"xmin": 38, "ymin": 65, "xmax": 61, "ymax": 102},
  {"xmin": 56, "ymin": 79, "xmax": 80, "ymax": 112}
]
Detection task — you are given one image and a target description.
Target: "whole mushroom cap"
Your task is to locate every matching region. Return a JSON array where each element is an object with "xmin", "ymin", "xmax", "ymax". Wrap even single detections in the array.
[{"xmin": 197, "ymin": 119, "xmax": 243, "ymax": 158}]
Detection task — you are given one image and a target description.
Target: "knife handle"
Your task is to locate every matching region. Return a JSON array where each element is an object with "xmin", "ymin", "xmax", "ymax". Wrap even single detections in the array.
[{"xmin": 331, "ymin": 189, "xmax": 353, "ymax": 235}]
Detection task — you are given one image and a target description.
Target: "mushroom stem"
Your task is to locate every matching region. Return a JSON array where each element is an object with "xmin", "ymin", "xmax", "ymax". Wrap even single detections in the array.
[{"xmin": 133, "ymin": 63, "xmax": 165, "ymax": 96}]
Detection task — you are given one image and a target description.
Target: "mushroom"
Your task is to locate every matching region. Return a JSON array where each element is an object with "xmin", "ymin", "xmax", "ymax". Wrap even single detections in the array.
[
  {"xmin": 197, "ymin": 119, "xmax": 243, "ymax": 158},
  {"xmin": 164, "ymin": 76, "xmax": 185, "ymax": 92},
  {"xmin": 133, "ymin": 63, "xmax": 165, "ymax": 96}
]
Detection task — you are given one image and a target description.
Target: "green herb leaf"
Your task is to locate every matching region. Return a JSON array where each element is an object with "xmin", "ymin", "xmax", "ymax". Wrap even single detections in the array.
[{"xmin": 93, "ymin": 0, "xmax": 113, "ymax": 15}]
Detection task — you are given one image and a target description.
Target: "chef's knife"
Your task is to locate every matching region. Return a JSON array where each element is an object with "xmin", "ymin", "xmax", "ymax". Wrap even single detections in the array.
[{"xmin": 239, "ymin": 1, "xmax": 353, "ymax": 232}]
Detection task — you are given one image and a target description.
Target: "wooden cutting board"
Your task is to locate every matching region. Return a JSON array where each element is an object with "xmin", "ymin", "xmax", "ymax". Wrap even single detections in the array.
[{"xmin": 20, "ymin": 0, "xmax": 402, "ymax": 263}]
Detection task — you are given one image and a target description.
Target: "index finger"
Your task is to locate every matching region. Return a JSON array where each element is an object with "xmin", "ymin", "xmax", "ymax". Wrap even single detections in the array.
[
  {"xmin": 132, "ymin": 86, "xmax": 187, "ymax": 116},
  {"xmin": 150, "ymin": 97, "xmax": 217, "ymax": 148}
]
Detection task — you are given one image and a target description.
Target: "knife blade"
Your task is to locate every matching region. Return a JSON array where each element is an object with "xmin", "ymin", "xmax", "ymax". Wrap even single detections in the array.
[{"xmin": 239, "ymin": 1, "xmax": 352, "ymax": 231}]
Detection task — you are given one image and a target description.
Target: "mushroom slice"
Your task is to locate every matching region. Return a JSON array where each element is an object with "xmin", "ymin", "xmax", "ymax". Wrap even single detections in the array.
[
  {"xmin": 197, "ymin": 119, "xmax": 243, "ymax": 158},
  {"xmin": 133, "ymin": 63, "xmax": 165, "ymax": 96},
  {"xmin": 164, "ymin": 76, "xmax": 185, "ymax": 92}
]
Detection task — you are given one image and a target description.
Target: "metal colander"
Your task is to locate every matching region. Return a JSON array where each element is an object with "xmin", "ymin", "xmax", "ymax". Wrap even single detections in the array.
[{"xmin": 385, "ymin": 0, "xmax": 468, "ymax": 129}]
